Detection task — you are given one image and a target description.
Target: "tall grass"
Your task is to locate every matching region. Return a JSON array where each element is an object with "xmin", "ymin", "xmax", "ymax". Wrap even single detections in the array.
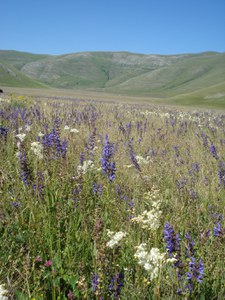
[{"xmin": 0, "ymin": 95, "xmax": 224, "ymax": 299}]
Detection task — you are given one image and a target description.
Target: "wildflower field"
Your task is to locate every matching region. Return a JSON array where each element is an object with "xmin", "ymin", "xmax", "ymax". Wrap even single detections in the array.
[{"xmin": 0, "ymin": 94, "xmax": 224, "ymax": 299}]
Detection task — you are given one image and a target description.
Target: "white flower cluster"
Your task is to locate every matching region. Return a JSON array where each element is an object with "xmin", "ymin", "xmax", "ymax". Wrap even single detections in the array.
[
  {"xmin": 38, "ymin": 132, "xmax": 44, "ymax": 137},
  {"xmin": 134, "ymin": 244, "xmax": 175, "ymax": 280},
  {"xmin": 135, "ymin": 155, "xmax": 151, "ymax": 165},
  {"xmin": 140, "ymin": 110, "xmax": 171, "ymax": 119},
  {"xmin": 31, "ymin": 141, "xmax": 43, "ymax": 159},
  {"xmin": 140, "ymin": 111, "xmax": 158, "ymax": 117},
  {"xmin": 64, "ymin": 125, "xmax": 79, "ymax": 133},
  {"xmin": 25, "ymin": 125, "xmax": 32, "ymax": 132},
  {"xmin": 70, "ymin": 128, "xmax": 79, "ymax": 133},
  {"xmin": 16, "ymin": 133, "xmax": 26, "ymax": 142},
  {"xmin": 0, "ymin": 98, "xmax": 10, "ymax": 103},
  {"xmin": 77, "ymin": 160, "xmax": 94, "ymax": 175},
  {"xmin": 144, "ymin": 188, "xmax": 161, "ymax": 202},
  {"xmin": 132, "ymin": 189, "xmax": 162, "ymax": 230},
  {"xmin": 0, "ymin": 284, "xmax": 8, "ymax": 300},
  {"xmin": 106, "ymin": 230, "xmax": 127, "ymax": 249},
  {"xmin": 132, "ymin": 209, "xmax": 161, "ymax": 230}
]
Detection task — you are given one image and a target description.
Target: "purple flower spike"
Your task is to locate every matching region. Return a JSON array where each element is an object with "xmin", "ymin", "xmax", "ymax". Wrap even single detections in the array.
[
  {"xmin": 213, "ymin": 223, "xmax": 224, "ymax": 237},
  {"xmin": 164, "ymin": 222, "xmax": 181, "ymax": 257},
  {"xmin": 210, "ymin": 144, "xmax": 218, "ymax": 159},
  {"xmin": 108, "ymin": 272, "xmax": 124, "ymax": 299},
  {"xmin": 101, "ymin": 134, "xmax": 116, "ymax": 182},
  {"xmin": 18, "ymin": 150, "xmax": 32, "ymax": 186},
  {"xmin": 91, "ymin": 274, "xmax": 99, "ymax": 293},
  {"xmin": 128, "ymin": 140, "xmax": 141, "ymax": 172},
  {"xmin": 186, "ymin": 257, "xmax": 204, "ymax": 284},
  {"xmin": 218, "ymin": 161, "xmax": 225, "ymax": 187},
  {"xmin": 61, "ymin": 138, "xmax": 68, "ymax": 158}
]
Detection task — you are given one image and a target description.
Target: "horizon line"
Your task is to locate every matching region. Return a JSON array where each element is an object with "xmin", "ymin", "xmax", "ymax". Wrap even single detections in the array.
[{"xmin": 0, "ymin": 48, "xmax": 224, "ymax": 57}]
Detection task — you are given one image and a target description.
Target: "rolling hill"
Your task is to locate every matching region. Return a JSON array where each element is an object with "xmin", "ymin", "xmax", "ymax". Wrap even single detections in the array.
[
  {"xmin": 0, "ymin": 59, "xmax": 47, "ymax": 88},
  {"xmin": 0, "ymin": 50, "xmax": 224, "ymax": 103}
]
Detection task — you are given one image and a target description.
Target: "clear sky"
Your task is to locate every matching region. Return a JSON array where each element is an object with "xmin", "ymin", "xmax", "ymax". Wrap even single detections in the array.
[{"xmin": 1, "ymin": 0, "xmax": 225, "ymax": 55}]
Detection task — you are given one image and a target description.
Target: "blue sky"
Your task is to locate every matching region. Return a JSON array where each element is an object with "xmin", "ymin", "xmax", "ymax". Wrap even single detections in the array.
[{"xmin": 1, "ymin": 0, "xmax": 225, "ymax": 55}]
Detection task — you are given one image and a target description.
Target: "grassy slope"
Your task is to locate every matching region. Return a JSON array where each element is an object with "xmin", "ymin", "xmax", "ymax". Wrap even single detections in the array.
[
  {"xmin": 18, "ymin": 51, "xmax": 188, "ymax": 89},
  {"xmin": 167, "ymin": 82, "xmax": 225, "ymax": 109},
  {"xmin": 0, "ymin": 50, "xmax": 224, "ymax": 108},
  {"xmin": 106, "ymin": 53, "xmax": 225, "ymax": 96},
  {"xmin": 0, "ymin": 50, "xmax": 50, "ymax": 70},
  {"xmin": 0, "ymin": 59, "xmax": 47, "ymax": 88},
  {"xmin": 0, "ymin": 50, "xmax": 50, "ymax": 88}
]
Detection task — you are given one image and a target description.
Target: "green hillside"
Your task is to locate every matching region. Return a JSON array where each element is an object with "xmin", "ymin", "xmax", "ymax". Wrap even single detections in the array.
[
  {"xmin": 106, "ymin": 52, "xmax": 225, "ymax": 97},
  {"xmin": 19, "ymin": 51, "xmax": 188, "ymax": 89},
  {"xmin": 167, "ymin": 82, "xmax": 225, "ymax": 109},
  {"xmin": 0, "ymin": 59, "xmax": 47, "ymax": 88},
  {"xmin": 0, "ymin": 50, "xmax": 49, "ymax": 70},
  {"xmin": 0, "ymin": 50, "xmax": 224, "ymax": 106}
]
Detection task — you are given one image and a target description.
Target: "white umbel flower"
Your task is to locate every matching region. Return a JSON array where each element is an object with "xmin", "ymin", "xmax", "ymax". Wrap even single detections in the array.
[
  {"xmin": 134, "ymin": 245, "xmax": 165, "ymax": 280},
  {"xmin": 38, "ymin": 132, "xmax": 44, "ymax": 137},
  {"xmin": 70, "ymin": 128, "xmax": 79, "ymax": 133},
  {"xmin": 77, "ymin": 160, "xmax": 94, "ymax": 175},
  {"xmin": 0, "ymin": 284, "xmax": 8, "ymax": 300},
  {"xmin": 136, "ymin": 155, "xmax": 151, "ymax": 165},
  {"xmin": 134, "ymin": 244, "xmax": 176, "ymax": 280},
  {"xmin": 64, "ymin": 125, "xmax": 70, "ymax": 130},
  {"xmin": 132, "ymin": 187, "xmax": 162, "ymax": 230},
  {"xmin": 16, "ymin": 133, "xmax": 26, "ymax": 142},
  {"xmin": 25, "ymin": 125, "xmax": 32, "ymax": 132},
  {"xmin": 106, "ymin": 230, "xmax": 127, "ymax": 248},
  {"xmin": 132, "ymin": 209, "xmax": 161, "ymax": 230},
  {"xmin": 31, "ymin": 141, "xmax": 43, "ymax": 159}
]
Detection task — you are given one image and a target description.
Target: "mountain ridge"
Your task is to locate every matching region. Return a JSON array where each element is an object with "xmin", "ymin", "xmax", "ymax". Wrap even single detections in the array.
[{"xmin": 0, "ymin": 50, "xmax": 224, "ymax": 103}]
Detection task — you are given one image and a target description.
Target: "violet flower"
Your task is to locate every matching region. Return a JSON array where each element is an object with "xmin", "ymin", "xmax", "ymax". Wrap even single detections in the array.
[
  {"xmin": 218, "ymin": 161, "xmax": 225, "ymax": 187},
  {"xmin": 61, "ymin": 138, "xmax": 68, "ymax": 158},
  {"xmin": 163, "ymin": 222, "xmax": 183, "ymax": 279},
  {"xmin": 186, "ymin": 257, "xmax": 204, "ymax": 284},
  {"xmin": 101, "ymin": 134, "xmax": 116, "ymax": 182},
  {"xmin": 185, "ymin": 232, "xmax": 196, "ymax": 257},
  {"xmin": 210, "ymin": 144, "xmax": 218, "ymax": 159},
  {"xmin": 213, "ymin": 223, "xmax": 224, "ymax": 238},
  {"xmin": 93, "ymin": 182, "xmax": 103, "ymax": 196},
  {"xmin": 128, "ymin": 140, "xmax": 141, "ymax": 172},
  {"xmin": 108, "ymin": 272, "xmax": 124, "ymax": 299},
  {"xmin": 91, "ymin": 274, "xmax": 99, "ymax": 293},
  {"xmin": 164, "ymin": 222, "xmax": 181, "ymax": 257},
  {"xmin": 18, "ymin": 150, "xmax": 32, "ymax": 186}
]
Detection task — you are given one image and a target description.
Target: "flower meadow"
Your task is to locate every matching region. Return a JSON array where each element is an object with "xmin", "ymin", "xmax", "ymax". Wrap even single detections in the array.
[{"xmin": 0, "ymin": 95, "xmax": 225, "ymax": 299}]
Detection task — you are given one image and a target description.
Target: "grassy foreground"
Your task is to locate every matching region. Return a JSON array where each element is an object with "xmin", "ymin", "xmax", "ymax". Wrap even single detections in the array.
[{"xmin": 0, "ymin": 94, "xmax": 225, "ymax": 299}]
